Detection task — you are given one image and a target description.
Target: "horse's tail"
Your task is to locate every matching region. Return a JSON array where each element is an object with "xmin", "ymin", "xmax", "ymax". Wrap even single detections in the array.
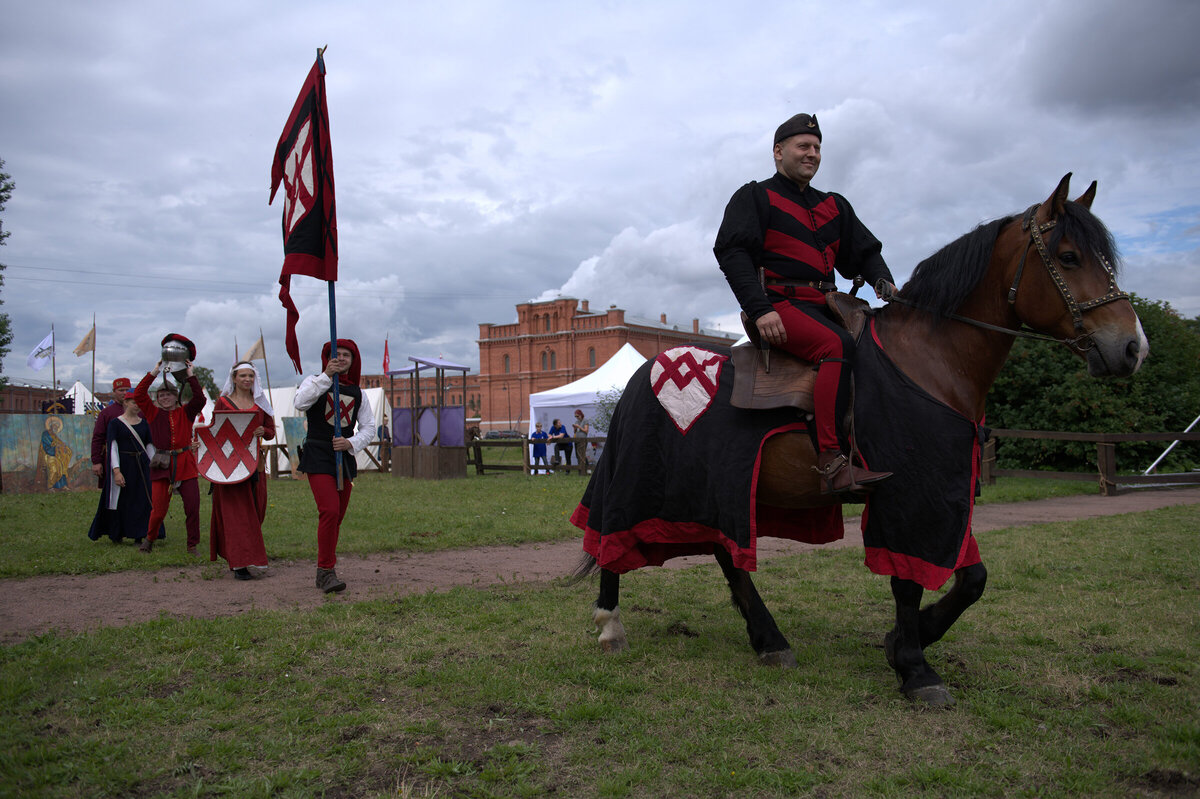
[{"xmin": 568, "ymin": 551, "xmax": 601, "ymax": 584}]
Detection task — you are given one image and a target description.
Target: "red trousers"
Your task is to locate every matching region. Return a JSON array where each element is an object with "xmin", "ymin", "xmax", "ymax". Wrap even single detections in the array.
[
  {"xmin": 147, "ymin": 477, "xmax": 200, "ymax": 548},
  {"xmin": 770, "ymin": 299, "xmax": 855, "ymax": 453},
  {"xmin": 308, "ymin": 473, "xmax": 353, "ymax": 569}
]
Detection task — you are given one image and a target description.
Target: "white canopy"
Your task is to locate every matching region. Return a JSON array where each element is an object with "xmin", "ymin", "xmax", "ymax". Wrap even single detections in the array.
[{"xmin": 527, "ymin": 343, "xmax": 647, "ymax": 435}]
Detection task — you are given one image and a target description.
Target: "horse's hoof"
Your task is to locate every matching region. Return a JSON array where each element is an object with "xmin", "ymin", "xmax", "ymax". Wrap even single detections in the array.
[
  {"xmin": 903, "ymin": 683, "xmax": 956, "ymax": 708},
  {"xmin": 758, "ymin": 649, "xmax": 797, "ymax": 669},
  {"xmin": 600, "ymin": 637, "xmax": 628, "ymax": 654}
]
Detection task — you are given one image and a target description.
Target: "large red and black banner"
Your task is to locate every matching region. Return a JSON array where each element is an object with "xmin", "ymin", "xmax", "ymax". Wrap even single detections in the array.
[{"xmin": 270, "ymin": 54, "xmax": 337, "ymax": 373}]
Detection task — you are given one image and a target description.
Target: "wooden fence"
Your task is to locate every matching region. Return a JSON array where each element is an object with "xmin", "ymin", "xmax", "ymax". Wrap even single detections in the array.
[
  {"xmin": 468, "ymin": 436, "xmax": 602, "ymax": 476},
  {"xmin": 261, "ymin": 441, "xmax": 387, "ymax": 479},
  {"xmin": 982, "ymin": 428, "xmax": 1200, "ymax": 496}
]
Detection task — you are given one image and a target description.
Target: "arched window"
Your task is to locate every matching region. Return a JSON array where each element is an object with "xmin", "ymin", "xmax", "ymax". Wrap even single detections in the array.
[
  {"xmin": 550, "ymin": 351, "xmax": 557, "ymax": 370},
  {"xmin": 541, "ymin": 352, "xmax": 548, "ymax": 370},
  {"xmin": 588, "ymin": 347, "xmax": 596, "ymax": 367},
  {"xmin": 543, "ymin": 314, "xmax": 550, "ymax": 333},
  {"xmin": 503, "ymin": 355, "xmax": 510, "ymax": 374}
]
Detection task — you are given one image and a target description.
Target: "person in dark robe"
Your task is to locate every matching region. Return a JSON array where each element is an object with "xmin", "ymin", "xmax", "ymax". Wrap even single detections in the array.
[
  {"xmin": 209, "ymin": 362, "xmax": 276, "ymax": 580},
  {"xmin": 294, "ymin": 339, "xmax": 375, "ymax": 593},
  {"xmin": 87, "ymin": 391, "xmax": 160, "ymax": 544},
  {"xmin": 90, "ymin": 377, "xmax": 131, "ymax": 487}
]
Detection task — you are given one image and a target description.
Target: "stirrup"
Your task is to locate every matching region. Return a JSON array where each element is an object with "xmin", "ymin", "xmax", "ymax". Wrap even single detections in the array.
[{"xmin": 814, "ymin": 452, "xmax": 891, "ymax": 495}]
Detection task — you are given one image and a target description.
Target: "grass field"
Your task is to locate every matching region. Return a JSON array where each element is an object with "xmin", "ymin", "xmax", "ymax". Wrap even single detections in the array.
[{"xmin": 1, "ymin": 476, "xmax": 1196, "ymax": 797}]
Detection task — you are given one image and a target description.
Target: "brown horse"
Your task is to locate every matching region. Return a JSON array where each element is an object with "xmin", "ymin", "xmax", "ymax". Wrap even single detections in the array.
[{"xmin": 575, "ymin": 174, "xmax": 1148, "ymax": 706}]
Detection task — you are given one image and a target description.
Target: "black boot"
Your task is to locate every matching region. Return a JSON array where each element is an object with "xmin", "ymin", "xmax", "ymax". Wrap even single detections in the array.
[
  {"xmin": 815, "ymin": 451, "xmax": 891, "ymax": 495},
  {"xmin": 316, "ymin": 567, "xmax": 347, "ymax": 593}
]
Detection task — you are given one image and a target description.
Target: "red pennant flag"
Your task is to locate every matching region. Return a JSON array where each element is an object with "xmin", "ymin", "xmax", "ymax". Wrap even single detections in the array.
[
  {"xmin": 382, "ymin": 338, "xmax": 390, "ymax": 373},
  {"xmin": 270, "ymin": 53, "xmax": 338, "ymax": 373}
]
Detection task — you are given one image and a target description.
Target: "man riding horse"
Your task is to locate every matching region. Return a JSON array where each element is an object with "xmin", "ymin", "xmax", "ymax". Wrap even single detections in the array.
[{"xmin": 714, "ymin": 113, "xmax": 896, "ymax": 495}]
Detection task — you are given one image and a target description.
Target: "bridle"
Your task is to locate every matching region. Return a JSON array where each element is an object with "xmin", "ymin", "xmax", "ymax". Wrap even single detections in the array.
[{"xmin": 882, "ymin": 203, "xmax": 1130, "ymax": 351}]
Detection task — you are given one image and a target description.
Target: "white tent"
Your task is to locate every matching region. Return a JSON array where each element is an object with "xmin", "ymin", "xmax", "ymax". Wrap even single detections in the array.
[
  {"xmin": 527, "ymin": 343, "xmax": 647, "ymax": 436},
  {"xmin": 64, "ymin": 381, "xmax": 95, "ymax": 414}
]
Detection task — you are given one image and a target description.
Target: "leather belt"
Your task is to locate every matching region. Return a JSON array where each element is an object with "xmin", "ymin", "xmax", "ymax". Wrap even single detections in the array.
[{"xmin": 765, "ymin": 280, "xmax": 836, "ymax": 297}]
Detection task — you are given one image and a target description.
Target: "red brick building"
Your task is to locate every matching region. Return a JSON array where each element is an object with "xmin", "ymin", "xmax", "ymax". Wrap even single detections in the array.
[
  {"xmin": 0, "ymin": 384, "xmax": 64, "ymax": 414},
  {"xmin": 476, "ymin": 297, "xmax": 739, "ymax": 432},
  {"xmin": 361, "ymin": 373, "xmax": 481, "ymax": 419}
]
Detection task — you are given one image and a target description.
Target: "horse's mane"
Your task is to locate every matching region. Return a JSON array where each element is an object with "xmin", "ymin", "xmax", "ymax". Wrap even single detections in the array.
[
  {"xmin": 898, "ymin": 217, "xmax": 1011, "ymax": 316},
  {"xmin": 898, "ymin": 201, "xmax": 1121, "ymax": 317}
]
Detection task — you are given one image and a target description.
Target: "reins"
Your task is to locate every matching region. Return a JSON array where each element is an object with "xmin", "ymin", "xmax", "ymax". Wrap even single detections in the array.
[{"xmin": 878, "ymin": 203, "xmax": 1129, "ymax": 351}]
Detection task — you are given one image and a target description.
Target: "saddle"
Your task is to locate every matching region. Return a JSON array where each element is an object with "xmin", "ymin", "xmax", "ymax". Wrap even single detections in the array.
[{"xmin": 730, "ymin": 291, "xmax": 872, "ymax": 412}]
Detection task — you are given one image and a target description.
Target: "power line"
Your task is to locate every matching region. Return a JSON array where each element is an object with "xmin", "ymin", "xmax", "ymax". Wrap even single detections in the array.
[{"xmin": 2, "ymin": 264, "xmax": 534, "ymax": 301}]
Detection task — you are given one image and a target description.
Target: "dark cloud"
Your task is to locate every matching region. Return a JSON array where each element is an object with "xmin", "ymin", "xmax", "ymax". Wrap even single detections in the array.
[{"xmin": 1025, "ymin": 0, "xmax": 1200, "ymax": 116}]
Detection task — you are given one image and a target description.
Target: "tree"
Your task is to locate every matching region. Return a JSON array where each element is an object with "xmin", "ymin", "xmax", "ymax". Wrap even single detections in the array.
[
  {"xmin": 986, "ymin": 295, "xmax": 1200, "ymax": 472},
  {"xmin": 191, "ymin": 365, "xmax": 220, "ymax": 401},
  {"xmin": 592, "ymin": 387, "xmax": 624, "ymax": 433},
  {"xmin": 0, "ymin": 159, "xmax": 14, "ymax": 388}
]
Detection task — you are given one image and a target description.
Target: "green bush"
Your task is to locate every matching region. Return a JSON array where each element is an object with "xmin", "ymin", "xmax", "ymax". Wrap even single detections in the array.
[{"xmin": 986, "ymin": 296, "xmax": 1200, "ymax": 472}]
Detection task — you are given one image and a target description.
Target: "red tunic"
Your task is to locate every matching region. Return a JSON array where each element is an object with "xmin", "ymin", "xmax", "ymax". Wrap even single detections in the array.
[
  {"xmin": 133, "ymin": 372, "xmax": 206, "ymax": 482},
  {"xmin": 208, "ymin": 397, "xmax": 276, "ymax": 570}
]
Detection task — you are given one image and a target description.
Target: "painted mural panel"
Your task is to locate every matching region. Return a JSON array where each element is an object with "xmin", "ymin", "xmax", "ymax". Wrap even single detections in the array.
[
  {"xmin": 281, "ymin": 416, "xmax": 308, "ymax": 481},
  {"xmin": 0, "ymin": 414, "xmax": 96, "ymax": 493}
]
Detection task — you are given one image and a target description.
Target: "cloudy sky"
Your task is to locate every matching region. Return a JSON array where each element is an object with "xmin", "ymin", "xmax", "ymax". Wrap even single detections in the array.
[{"xmin": 2, "ymin": 0, "xmax": 1198, "ymax": 391}]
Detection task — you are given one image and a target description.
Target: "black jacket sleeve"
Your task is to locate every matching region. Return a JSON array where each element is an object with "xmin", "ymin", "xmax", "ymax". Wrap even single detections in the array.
[
  {"xmin": 713, "ymin": 182, "xmax": 775, "ymax": 322},
  {"xmin": 832, "ymin": 193, "xmax": 893, "ymax": 288}
]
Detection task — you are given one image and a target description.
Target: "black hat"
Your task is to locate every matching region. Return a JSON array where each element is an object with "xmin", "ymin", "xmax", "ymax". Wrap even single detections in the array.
[{"xmin": 774, "ymin": 113, "xmax": 821, "ymax": 145}]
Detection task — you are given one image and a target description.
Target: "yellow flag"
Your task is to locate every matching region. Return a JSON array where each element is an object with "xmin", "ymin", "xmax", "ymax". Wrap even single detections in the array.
[
  {"xmin": 242, "ymin": 335, "xmax": 266, "ymax": 362},
  {"xmin": 73, "ymin": 325, "xmax": 96, "ymax": 356}
]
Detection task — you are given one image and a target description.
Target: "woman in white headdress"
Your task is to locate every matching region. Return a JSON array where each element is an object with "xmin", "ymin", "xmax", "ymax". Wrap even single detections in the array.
[{"xmin": 209, "ymin": 361, "xmax": 276, "ymax": 580}]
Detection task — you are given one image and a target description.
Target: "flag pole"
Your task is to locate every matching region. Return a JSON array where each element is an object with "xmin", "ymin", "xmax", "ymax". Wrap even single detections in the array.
[
  {"xmin": 317, "ymin": 45, "xmax": 343, "ymax": 491},
  {"xmin": 89, "ymin": 314, "xmax": 96, "ymax": 407},
  {"xmin": 51, "ymin": 324, "xmax": 57, "ymax": 392},
  {"xmin": 329, "ymin": 280, "xmax": 343, "ymax": 490},
  {"xmin": 258, "ymin": 327, "xmax": 275, "ymax": 415}
]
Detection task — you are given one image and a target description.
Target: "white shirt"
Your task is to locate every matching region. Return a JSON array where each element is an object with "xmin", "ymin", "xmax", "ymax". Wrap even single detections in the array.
[{"xmin": 294, "ymin": 373, "xmax": 376, "ymax": 453}]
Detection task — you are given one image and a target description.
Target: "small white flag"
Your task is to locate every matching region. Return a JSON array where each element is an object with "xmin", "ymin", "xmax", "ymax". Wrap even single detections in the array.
[{"xmin": 26, "ymin": 332, "xmax": 54, "ymax": 371}]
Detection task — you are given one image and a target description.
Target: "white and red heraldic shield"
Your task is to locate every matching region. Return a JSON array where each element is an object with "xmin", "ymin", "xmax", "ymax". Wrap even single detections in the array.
[
  {"xmin": 196, "ymin": 410, "xmax": 260, "ymax": 485},
  {"xmin": 650, "ymin": 346, "xmax": 727, "ymax": 435}
]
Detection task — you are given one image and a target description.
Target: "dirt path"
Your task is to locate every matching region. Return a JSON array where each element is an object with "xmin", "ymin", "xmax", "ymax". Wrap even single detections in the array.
[{"xmin": 4, "ymin": 488, "xmax": 1198, "ymax": 643}]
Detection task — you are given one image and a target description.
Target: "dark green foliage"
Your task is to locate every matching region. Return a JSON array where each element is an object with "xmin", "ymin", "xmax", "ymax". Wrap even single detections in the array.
[
  {"xmin": 191, "ymin": 364, "xmax": 220, "ymax": 400},
  {"xmin": 592, "ymin": 387, "xmax": 622, "ymax": 433},
  {"xmin": 987, "ymin": 296, "xmax": 1200, "ymax": 472}
]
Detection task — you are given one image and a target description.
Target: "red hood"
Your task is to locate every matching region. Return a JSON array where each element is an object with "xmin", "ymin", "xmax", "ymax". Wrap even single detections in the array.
[{"xmin": 320, "ymin": 338, "xmax": 362, "ymax": 386}]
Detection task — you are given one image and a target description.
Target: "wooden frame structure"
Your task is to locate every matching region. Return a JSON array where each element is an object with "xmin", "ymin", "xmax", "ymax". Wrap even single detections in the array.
[{"xmin": 389, "ymin": 356, "xmax": 471, "ymax": 479}]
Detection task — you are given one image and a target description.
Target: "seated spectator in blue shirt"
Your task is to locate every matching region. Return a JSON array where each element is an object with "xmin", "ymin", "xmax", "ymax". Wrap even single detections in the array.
[{"xmin": 548, "ymin": 418, "xmax": 572, "ymax": 466}]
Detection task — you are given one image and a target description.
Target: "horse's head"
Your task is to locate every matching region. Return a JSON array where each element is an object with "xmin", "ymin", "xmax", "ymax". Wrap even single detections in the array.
[{"xmin": 1003, "ymin": 173, "xmax": 1148, "ymax": 377}]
